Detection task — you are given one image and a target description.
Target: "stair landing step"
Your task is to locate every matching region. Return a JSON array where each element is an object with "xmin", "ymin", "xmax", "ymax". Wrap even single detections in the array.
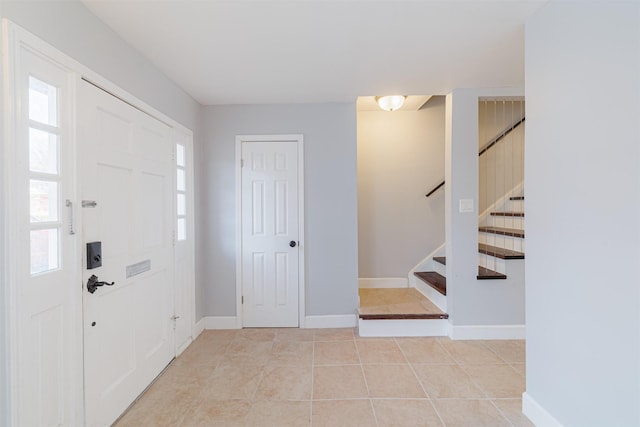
[
  {"xmin": 414, "ymin": 271, "xmax": 446, "ymax": 296},
  {"xmin": 424, "ymin": 261, "xmax": 509, "ymax": 280},
  {"xmin": 490, "ymin": 212, "xmax": 524, "ymax": 217},
  {"xmin": 477, "ymin": 266, "xmax": 507, "ymax": 280},
  {"xmin": 358, "ymin": 312, "xmax": 449, "ymax": 320},
  {"xmin": 510, "ymin": 196, "xmax": 525, "ymax": 200},
  {"xmin": 478, "ymin": 244, "xmax": 524, "ymax": 259},
  {"xmin": 479, "ymin": 226, "xmax": 525, "ymax": 238}
]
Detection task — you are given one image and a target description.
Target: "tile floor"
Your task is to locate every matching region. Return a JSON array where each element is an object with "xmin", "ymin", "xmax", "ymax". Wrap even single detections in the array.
[
  {"xmin": 358, "ymin": 288, "xmax": 444, "ymax": 317},
  {"xmin": 115, "ymin": 328, "xmax": 531, "ymax": 427}
]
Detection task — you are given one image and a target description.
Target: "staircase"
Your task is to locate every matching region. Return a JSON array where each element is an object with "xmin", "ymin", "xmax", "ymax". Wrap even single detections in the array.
[{"xmin": 413, "ymin": 194, "xmax": 525, "ymax": 308}]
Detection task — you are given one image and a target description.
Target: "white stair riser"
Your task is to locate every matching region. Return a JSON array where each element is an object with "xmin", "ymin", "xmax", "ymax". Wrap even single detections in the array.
[
  {"xmin": 507, "ymin": 200, "xmax": 524, "ymax": 211},
  {"xmin": 478, "ymin": 253, "xmax": 506, "ymax": 274},
  {"xmin": 479, "ymin": 233, "xmax": 525, "ymax": 253},
  {"xmin": 488, "ymin": 216, "xmax": 525, "ymax": 229},
  {"xmin": 358, "ymin": 318, "xmax": 448, "ymax": 337},
  {"xmin": 432, "ymin": 260, "xmax": 446, "ymax": 276}
]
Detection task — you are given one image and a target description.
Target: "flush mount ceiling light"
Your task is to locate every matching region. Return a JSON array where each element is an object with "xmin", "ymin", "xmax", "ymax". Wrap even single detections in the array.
[{"xmin": 375, "ymin": 95, "xmax": 406, "ymax": 111}]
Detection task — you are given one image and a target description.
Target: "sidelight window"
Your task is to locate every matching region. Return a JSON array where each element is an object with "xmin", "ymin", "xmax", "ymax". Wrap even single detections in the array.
[
  {"xmin": 176, "ymin": 143, "xmax": 187, "ymax": 241},
  {"xmin": 28, "ymin": 76, "xmax": 62, "ymax": 274}
]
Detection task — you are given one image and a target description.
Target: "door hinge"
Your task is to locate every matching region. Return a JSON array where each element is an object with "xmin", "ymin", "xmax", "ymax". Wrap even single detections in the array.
[
  {"xmin": 241, "ymin": 296, "xmax": 244, "ymax": 304},
  {"xmin": 240, "ymin": 159, "xmax": 244, "ymax": 168}
]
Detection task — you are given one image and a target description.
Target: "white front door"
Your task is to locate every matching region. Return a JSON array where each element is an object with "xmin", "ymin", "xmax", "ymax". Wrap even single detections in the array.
[
  {"xmin": 79, "ymin": 80, "xmax": 175, "ymax": 426},
  {"xmin": 241, "ymin": 138, "xmax": 301, "ymax": 327}
]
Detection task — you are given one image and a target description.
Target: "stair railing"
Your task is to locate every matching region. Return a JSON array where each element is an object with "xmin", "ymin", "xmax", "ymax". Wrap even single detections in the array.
[{"xmin": 425, "ymin": 116, "xmax": 525, "ymax": 197}]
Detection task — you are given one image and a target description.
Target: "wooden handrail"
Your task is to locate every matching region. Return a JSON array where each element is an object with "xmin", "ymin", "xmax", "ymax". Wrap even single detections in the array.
[
  {"xmin": 425, "ymin": 180, "xmax": 445, "ymax": 197},
  {"xmin": 425, "ymin": 116, "xmax": 525, "ymax": 197},
  {"xmin": 478, "ymin": 117, "xmax": 525, "ymax": 157}
]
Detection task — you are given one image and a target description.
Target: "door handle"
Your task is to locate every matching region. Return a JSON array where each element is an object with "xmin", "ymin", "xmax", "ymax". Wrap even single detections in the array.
[
  {"xmin": 87, "ymin": 274, "xmax": 115, "ymax": 294},
  {"xmin": 289, "ymin": 241, "xmax": 297, "ymax": 248},
  {"xmin": 66, "ymin": 200, "xmax": 75, "ymax": 235}
]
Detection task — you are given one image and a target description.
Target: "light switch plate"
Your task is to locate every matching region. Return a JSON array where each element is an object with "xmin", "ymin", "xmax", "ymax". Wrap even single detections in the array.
[{"xmin": 459, "ymin": 199, "xmax": 474, "ymax": 213}]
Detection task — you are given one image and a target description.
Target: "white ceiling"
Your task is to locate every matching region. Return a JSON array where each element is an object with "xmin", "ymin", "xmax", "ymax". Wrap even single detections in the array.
[{"xmin": 80, "ymin": 0, "xmax": 546, "ymax": 106}]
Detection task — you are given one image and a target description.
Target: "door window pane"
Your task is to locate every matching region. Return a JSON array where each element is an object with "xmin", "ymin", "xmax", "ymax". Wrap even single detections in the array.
[
  {"xmin": 177, "ymin": 193, "xmax": 186, "ymax": 216},
  {"xmin": 177, "ymin": 218, "xmax": 186, "ymax": 241},
  {"xmin": 29, "ymin": 128, "xmax": 59, "ymax": 174},
  {"xmin": 176, "ymin": 144, "xmax": 185, "ymax": 167},
  {"xmin": 177, "ymin": 168, "xmax": 185, "ymax": 192},
  {"xmin": 30, "ymin": 180, "xmax": 58, "ymax": 222},
  {"xmin": 30, "ymin": 228, "xmax": 59, "ymax": 274},
  {"xmin": 29, "ymin": 76, "xmax": 58, "ymax": 126}
]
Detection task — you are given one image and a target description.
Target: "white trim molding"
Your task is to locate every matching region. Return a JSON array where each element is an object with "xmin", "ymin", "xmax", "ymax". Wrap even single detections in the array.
[
  {"xmin": 304, "ymin": 315, "xmax": 357, "ymax": 329},
  {"xmin": 194, "ymin": 317, "xmax": 206, "ymax": 337},
  {"xmin": 358, "ymin": 278, "xmax": 408, "ymax": 288},
  {"xmin": 202, "ymin": 316, "xmax": 240, "ymax": 330},
  {"xmin": 522, "ymin": 392, "xmax": 564, "ymax": 427},
  {"xmin": 449, "ymin": 324, "xmax": 526, "ymax": 340}
]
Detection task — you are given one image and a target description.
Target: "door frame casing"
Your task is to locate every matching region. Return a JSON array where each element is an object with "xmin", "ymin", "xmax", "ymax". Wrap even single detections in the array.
[{"xmin": 235, "ymin": 134, "xmax": 306, "ymax": 328}]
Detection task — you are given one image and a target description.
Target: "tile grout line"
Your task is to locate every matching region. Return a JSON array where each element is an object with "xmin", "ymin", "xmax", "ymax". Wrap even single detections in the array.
[
  {"xmin": 394, "ymin": 337, "xmax": 448, "ymax": 427},
  {"xmin": 439, "ymin": 338, "xmax": 518, "ymax": 426},
  {"xmin": 488, "ymin": 399, "xmax": 518, "ymax": 427},
  {"xmin": 177, "ymin": 330, "xmax": 238, "ymax": 427},
  {"xmin": 354, "ymin": 336, "xmax": 379, "ymax": 427}
]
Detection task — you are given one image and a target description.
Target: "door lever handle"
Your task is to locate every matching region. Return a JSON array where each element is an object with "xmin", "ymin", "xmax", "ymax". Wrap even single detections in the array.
[{"xmin": 87, "ymin": 274, "xmax": 115, "ymax": 294}]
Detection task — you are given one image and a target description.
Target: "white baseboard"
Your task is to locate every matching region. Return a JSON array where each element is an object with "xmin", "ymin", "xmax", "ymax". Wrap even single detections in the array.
[
  {"xmin": 176, "ymin": 337, "xmax": 193, "ymax": 357},
  {"xmin": 449, "ymin": 324, "xmax": 525, "ymax": 340},
  {"xmin": 358, "ymin": 278, "xmax": 408, "ymax": 288},
  {"xmin": 202, "ymin": 316, "xmax": 240, "ymax": 330},
  {"xmin": 522, "ymin": 392, "xmax": 564, "ymax": 427},
  {"xmin": 195, "ymin": 317, "xmax": 206, "ymax": 336},
  {"xmin": 412, "ymin": 280, "xmax": 447, "ymax": 312},
  {"xmin": 358, "ymin": 318, "xmax": 449, "ymax": 337},
  {"xmin": 304, "ymin": 314, "xmax": 357, "ymax": 328}
]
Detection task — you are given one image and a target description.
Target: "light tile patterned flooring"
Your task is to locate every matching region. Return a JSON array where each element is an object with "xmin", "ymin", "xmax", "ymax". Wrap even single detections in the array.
[
  {"xmin": 358, "ymin": 288, "xmax": 445, "ymax": 316},
  {"xmin": 115, "ymin": 328, "xmax": 531, "ymax": 427}
]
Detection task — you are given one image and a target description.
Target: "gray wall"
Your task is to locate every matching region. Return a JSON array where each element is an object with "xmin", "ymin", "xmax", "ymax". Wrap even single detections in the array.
[
  {"xmin": 199, "ymin": 104, "xmax": 359, "ymax": 317},
  {"xmin": 357, "ymin": 97, "xmax": 445, "ymax": 278},
  {"xmin": 1, "ymin": 1, "xmax": 201, "ymax": 132},
  {"xmin": 525, "ymin": 2, "xmax": 640, "ymax": 426},
  {"xmin": 445, "ymin": 88, "xmax": 525, "ymax": 326},
  {"xmin": 0, "ymin": 0, "xmax": 204, "ymax": 318}
]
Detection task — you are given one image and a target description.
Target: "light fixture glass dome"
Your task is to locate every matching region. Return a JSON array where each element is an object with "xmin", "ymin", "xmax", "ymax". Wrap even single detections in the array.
[{"xmin": 376, "ymin": 95, "xmax": 406, "ymax": 111}]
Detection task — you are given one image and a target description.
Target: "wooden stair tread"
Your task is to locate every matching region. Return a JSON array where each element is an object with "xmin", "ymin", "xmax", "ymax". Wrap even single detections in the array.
[
  {"xmin": 477, "ymin": 266, "xmax": 507, "ymax": 280},
  {"xmin": 414, "ymin": 271, "xmax": 446, "ymax": 296},
  {"xmin": 490, "ymin": 212, "xmax": 524, "ymax": 217},
  {"xmin": 358, "ymin": 311, "xmax": 449, "ymax": 320},
  {"xmin": 510, "ymin": 196, "xmax": 524, "ymax": 200},
  {"xmin": 478, "ymin": 226, "xmax": 525, "ymax": 238},
  {"xmin": 478, "ymin": 244, "xmax": 524, "ymax": 259},
  {"xmin": 433, "ymin": 256, "xmax": 446, "ymax": 265}
]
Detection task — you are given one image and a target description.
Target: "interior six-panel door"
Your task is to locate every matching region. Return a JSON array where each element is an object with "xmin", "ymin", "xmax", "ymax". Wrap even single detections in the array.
[
  {"xmin": 79, "ymin": 80, "xmax": 175, "ymax": 426},
  {"xmin": 241, "ymin": 140, "xmax": 299, "ymax": 327}
]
